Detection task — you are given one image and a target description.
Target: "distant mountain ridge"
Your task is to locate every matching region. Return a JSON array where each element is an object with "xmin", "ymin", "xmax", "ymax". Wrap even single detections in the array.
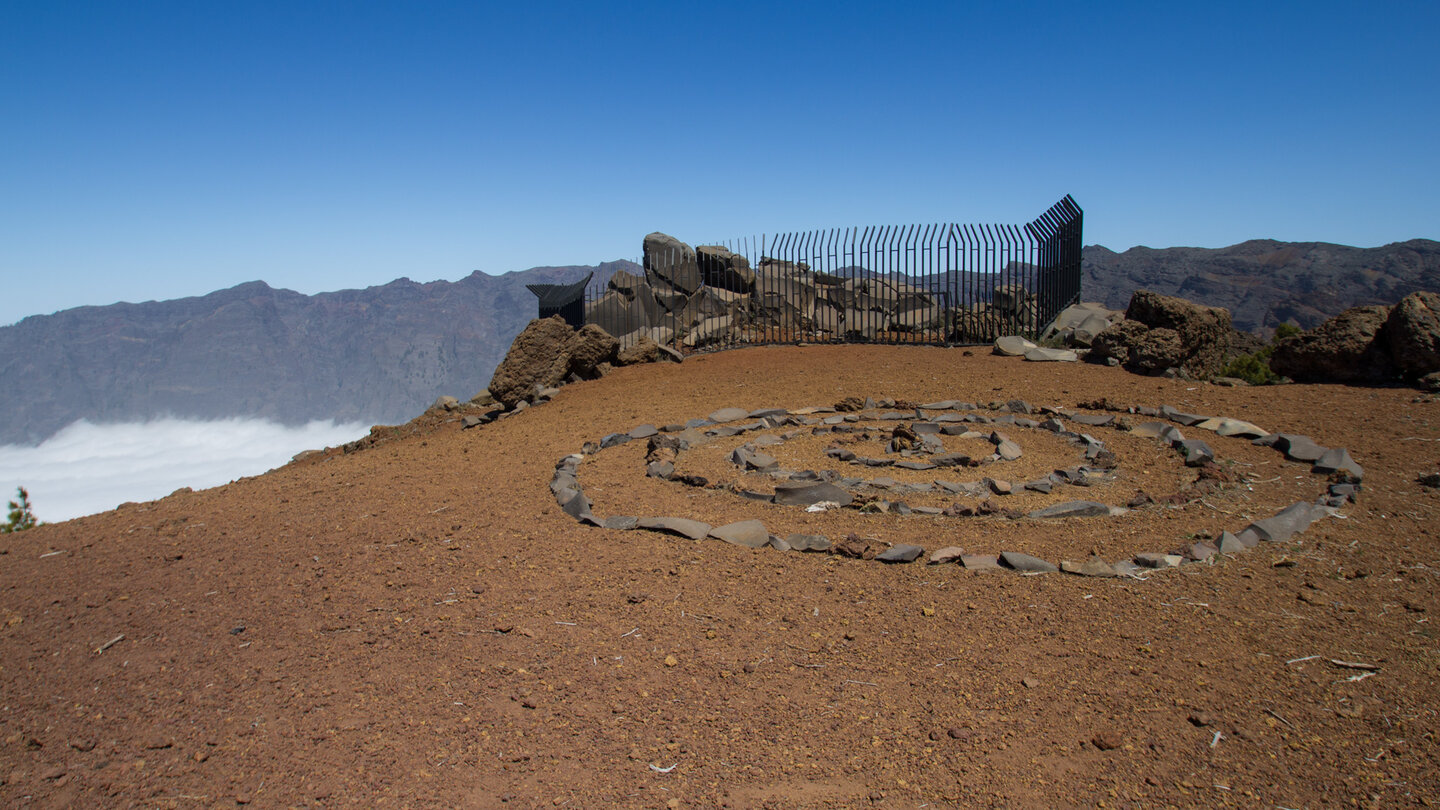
[
  {"xmin": 1081, "ymin": 238, "xmax": 1440, "ymax": 332},
  {"xmin": 0, "ymin": 262, "xmax": 637, "ymax": 446},
  {"xmin": 2, "ymin": 238, "xmax": 1437, "ymax": 446}
]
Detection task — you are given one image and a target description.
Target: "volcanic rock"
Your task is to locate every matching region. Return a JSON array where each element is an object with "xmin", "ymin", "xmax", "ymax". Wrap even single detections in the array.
[
  {"xmin": 488, "ymin": 316, "xmax": 575, "ymax": 409},
  {"xmin": 1384, "ymin": 291, "xmax": 1440, "ymax": 378},
  {"xmin": 1270, "ymin": 305, "xmax": 1395, "ymax": 383}
]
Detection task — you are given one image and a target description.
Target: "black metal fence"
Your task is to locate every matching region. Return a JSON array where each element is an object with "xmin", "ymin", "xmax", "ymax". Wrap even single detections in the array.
[{"xmin": 572, "ymin": 195, "xmax": 1081, "ymax": 352}]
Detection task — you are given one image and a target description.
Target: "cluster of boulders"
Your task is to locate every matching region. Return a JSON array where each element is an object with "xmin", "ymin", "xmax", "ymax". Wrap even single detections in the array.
[
  {"xmin": 587, "ymin": 232, "xmax": 1044, "ymax": 349},
  {"xmin": 485, "ymin": 315, "xmax": 682, "ymax": 411},
  {"xmin": 1269, "ymin": 291, "xmax": 1440, "ymax": 389},
  {"xmin": 549, "ymin": 396, "xmax": 1357, "ymax": 579},
  {"xmin": 1086, "ymin": 290, "xmax": 1234, "ymax": 378}
]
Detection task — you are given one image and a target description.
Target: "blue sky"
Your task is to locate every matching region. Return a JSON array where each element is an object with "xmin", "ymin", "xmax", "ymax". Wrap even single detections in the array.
[{"xmin": 2, "ymin": 1, "xmax": 1437, "ymax": 327}]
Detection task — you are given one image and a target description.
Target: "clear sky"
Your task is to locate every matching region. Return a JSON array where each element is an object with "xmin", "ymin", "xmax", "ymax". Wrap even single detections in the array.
[{"xmin": 2, "ymin": 1, "xmax": 1437, "ymax": 327}]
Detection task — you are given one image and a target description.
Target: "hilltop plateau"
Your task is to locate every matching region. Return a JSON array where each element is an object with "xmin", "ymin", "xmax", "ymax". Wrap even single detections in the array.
[{"xmin": 2, "ymin": 344, "xmax": 1438, "ymax": 807}]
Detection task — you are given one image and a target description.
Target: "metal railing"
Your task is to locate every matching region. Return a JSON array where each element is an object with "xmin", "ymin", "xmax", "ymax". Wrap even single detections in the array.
[{"xmin": 574, "ymin": 195, "xmax": 1081, "ymax": 352}]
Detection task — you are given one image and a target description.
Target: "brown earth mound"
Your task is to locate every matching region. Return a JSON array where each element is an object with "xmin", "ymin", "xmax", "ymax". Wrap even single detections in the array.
[{"xmin": 2, "ymin": 346, "xmax": 1438, "ymax": 808}]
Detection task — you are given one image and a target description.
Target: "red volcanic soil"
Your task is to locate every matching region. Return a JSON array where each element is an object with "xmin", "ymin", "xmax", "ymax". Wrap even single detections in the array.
[{"xmin": 2, "ymin": 345, "xmax": 1439, "ymax": 808}]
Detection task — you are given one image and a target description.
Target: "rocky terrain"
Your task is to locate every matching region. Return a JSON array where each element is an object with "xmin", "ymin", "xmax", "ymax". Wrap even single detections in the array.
[
  {"xmin": 2, "ymin": 341, "xmax": 1438, "ymax": 807},
  {"xmin": 1082, "ymin": 239, "xmax": 1440, "ymax": 333},
  {"xmin": 3, "ymin": 238, "xmax": 1437, "ymax": 447}
]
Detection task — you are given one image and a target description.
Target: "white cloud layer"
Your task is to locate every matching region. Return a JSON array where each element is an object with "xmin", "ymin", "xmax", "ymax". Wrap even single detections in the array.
[{"xmin": 0, "ymin": 418, "xmax": 368, "ymax": 523}]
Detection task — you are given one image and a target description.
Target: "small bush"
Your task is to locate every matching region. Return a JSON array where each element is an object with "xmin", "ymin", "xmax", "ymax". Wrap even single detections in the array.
[{"xmin": 1218, "ymin": 321, "xmax": 1301, "ymax": 385}]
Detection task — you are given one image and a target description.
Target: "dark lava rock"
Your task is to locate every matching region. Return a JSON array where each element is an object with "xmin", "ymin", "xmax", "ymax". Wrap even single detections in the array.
[
  {"xmin": 1270, "ymin": 305, "xmax": 1396, "ymax": 384},
  {"xmin": 875, "ymin": 544, "xmax": 924, "ymax": 563},
  {"xmin": 998, "ymin": 551, "xmax": 1058, "ymax": 573},
  {"xmin": 1384, "ymin": 291, "xmax": 1440, "ymax": 378},
  {"xmin": 1027, "ymin": 500, "xmax": 1111, "ymax": 519}
]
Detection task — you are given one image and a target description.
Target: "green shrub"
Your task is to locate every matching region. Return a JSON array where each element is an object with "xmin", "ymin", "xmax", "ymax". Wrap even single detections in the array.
[
  {"xmin": 1, "ymin": 487, "xmax": 38, "ymax": 533},
  {"xmin": 1220, "ymin": 352, "xmax": 1281, "ymax": 385},
  {"xmin": 1219, "ymin": 321, "xmax": 1301, "ymax": 385}
]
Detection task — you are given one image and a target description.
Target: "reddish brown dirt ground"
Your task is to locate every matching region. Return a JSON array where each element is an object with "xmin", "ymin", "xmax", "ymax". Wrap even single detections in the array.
[{"xmin": 3, "ymin": 345, "xmax": 1439, "ymax": 808}]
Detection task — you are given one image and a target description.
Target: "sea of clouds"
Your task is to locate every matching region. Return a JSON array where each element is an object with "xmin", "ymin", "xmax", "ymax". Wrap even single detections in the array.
[{"xmin": 0, "ymin": 418, "xmax": 369, "ymax": 523}]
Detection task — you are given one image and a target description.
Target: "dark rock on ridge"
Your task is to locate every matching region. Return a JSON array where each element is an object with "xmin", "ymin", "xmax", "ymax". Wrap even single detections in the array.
[
  {"xmin": 1081, "ymin": 239, "xmax": 1440, "ymax": 333},
  {"xmin": 1270, "ymin": 306, "xmax": 1396, "ymax": 383},
  {"xmin": 1089, "ymin": 290, "xmax": 1231, "ymax": 378},
  {"xmin": 1384, "ymin": 291, "xmax": 1440, "ymax": 378}
]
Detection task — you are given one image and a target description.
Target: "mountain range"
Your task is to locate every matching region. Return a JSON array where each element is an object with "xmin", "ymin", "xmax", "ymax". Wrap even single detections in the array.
[{"xmin": 1, "ymin": 239, "xmax": 1436, "ymax": 446}]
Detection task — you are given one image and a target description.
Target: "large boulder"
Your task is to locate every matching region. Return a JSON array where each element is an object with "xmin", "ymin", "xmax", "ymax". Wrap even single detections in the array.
[
  {"xmin": 1270, "ymin": 305, "xmax": 1395, "ymax": 383},
  {"xmin": 1089, "ymin": 320, "xmax": 1147, "ymax": 365},
  {"xmin": 616, "ymin": 333, "xmax": 661, "ymax": 366},
  {"xmin": 488, "ymin": 316, "xmax": 576, "ymax": 409},
  {"xmin": 643, "ymin": 233, "xmax": 702, "ymax": 294},
  {"xmin": 565, "ymin": 323, "xmax": 619, "ymax": 379},
  {"xmin": 695, "ymin": 246, "xmax": 756, "ymax": 293},
  {"xmin": 1384, "ymin": 291, "xmax": 1440, "ymax": 378},
  {"xmin": 1124, "ymin": 290, "xmax": 1232, "ymax": 378}
]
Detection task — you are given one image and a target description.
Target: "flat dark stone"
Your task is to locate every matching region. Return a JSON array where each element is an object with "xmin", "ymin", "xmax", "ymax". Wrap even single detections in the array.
[
  {"xmin": 629, "ymin": 424, "xmax": 659, "ymax": 439},
  {"xmin": 895, "ymin": 460, "xmax": 937, "ymax": 471},
  {"xmin": 1244, "ymin": 501, "xmax": 1324, "ymax": 543},
  {"xmin": 636, "ymin": 516, "xmax": 712, "ymax": 540},
  {"xmin": 600, "ymin": 433, "xmax": 631, "ymax": 449},
  {"xmin": 1161, "ymin": 406, "xmax": 1209, "ymax": 426},
  {"xmin": 1068, "ymin": 413, "xmax": 1114, "ymax": 427},
  {"xmin": 999, "ymin": 551, "xmax": 1058, "ymax": 573},
  {"xmin": 1177, "ymin": 438, "xmax": 1215, "ymax": 467},
  {"xmin": 1312, "ymin": 448, "xmax": 1363, "ymax": 480},
  {"xmin": 1027, "ymin": 500, "xmax": 1110, "ymax": 519},
  {"xmin": 773, "ymin": 482, "xmax": 853, "ymax": 507},
  {"xmin": 1217, "ymin": 531, "xmax": 1246, "ymax": 553},
  {"xmin": 931, "ymin": 453, "xmax": 972, "ymax": 467},
  {"xmin": 602, "ymin": 516, "xmax": 639, "ymax": 530},
  {"xmin": 875, "ymin": 544, "xmax": 924, "ymax": 563},
  {"xmin": 1272, "ymin": 433, "xmax": 1328, "ymax": 462}
]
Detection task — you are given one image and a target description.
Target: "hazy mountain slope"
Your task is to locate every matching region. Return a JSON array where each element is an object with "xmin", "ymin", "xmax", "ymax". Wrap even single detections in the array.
[
  {"xmin": 0, "ymin": 263, "xmax": 633, "ymax": 445},
  {"xmin": 4, "ymin": 237, "xmax": 1438, "ymax": 446},
  {"xmin": 1081, "ymin": 238, "xmax": 1440, "ymax": 332}
]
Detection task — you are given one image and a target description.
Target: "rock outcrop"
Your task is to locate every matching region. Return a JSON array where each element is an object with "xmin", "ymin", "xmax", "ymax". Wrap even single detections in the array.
[
  {"xmin": 1089, "ymin": 291, "xmax": 1231, "ymax": 378},
  {"xmin": 1269, "ymin": 306, "xmax": 1395, "ymax": 383},
  {"xmin": 1384, "ymin": 291, "xmax": 1440, "ymax": 378},
  {"xmin": 488, "ymin": 316, "xmax": 577, "ymax": 409},
  {"xmin": 1265, "ymin": 291, "xmax": 1440, "ymax": 386}
]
